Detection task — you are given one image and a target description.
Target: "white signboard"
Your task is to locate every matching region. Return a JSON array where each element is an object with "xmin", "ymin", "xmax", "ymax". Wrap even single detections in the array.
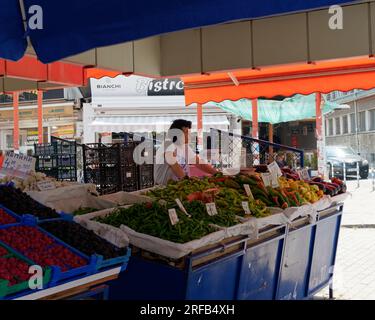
[
  {"xmin": 37, "ymin": 180, "xmax": 56, "ymax": 191},
  {"xmin": 1, "ymin": 151, "xmax": 36, "ymax": 179}
]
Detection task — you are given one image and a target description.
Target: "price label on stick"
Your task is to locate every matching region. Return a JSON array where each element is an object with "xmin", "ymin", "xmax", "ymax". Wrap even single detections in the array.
[
  {"xmin": 168, "ymin": 209, "xmax": 179, "ymax": 226},
  {"xmin": 37, "ymin": 180, "xmax": 56, "ymax": 191},
  {"xmin": 244, "ymin": 184, "xmax": 254, "ymax": 200},
  {"xmin": 297, "ymin": 169, "xmax": 310, "ymax": 181},
  {"xmin": 175, "ymin": 199, "xmax": 191, "ymax": 218},
  {"xmin": 242, "ymin": 202, "xmax": 251, "ymax": 215},
  {"xmin": 206, "ymin": 203, "xmax": 218, "ymax": 216},
  {"xmin": 261, "ymin": 173, "xmax": 271, "ymax": 187},
  {"xmin": 267, "ymin": 161, "xmax": 283, "ymax": 178}
]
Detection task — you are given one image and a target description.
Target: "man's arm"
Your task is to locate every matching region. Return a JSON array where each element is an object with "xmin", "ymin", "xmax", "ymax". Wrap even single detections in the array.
[
  {"xmin": 165, "ymin": 151, "xmax": 186, "ymax": 178},
  {"xmin": 195, "ymin": 155, "xmax": 219, "ymax": 175}
]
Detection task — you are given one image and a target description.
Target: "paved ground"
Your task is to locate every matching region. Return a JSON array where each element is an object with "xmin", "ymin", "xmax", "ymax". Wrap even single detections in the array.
[{"xmin": 314, "ymin": 178, "xmax": 375, "ymax": 300}]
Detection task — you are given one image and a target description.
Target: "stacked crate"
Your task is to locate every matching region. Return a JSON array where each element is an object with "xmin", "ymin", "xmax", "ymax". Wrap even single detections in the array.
[
  {"xmin": 83, "ymin": 143, "xmax": 122, "ymax": 195},
  {"xmin": 34, "ymin": 138, "xmax": 77, "ymax": 181}
]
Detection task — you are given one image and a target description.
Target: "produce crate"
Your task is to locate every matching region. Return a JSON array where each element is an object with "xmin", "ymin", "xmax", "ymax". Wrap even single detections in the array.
[
  {"xmin": 0, "ymin": 222, "xmax": 98, "ymax": 287},
  {"xmin": 56, "ymin": 154, "xmax": 76, "ymax": 167},
  {"xmin": 138, "ymin": 164, "xmax": 154, "ymax": 189},
  {"xmin": 36, "ymin": 156, "xmax": 57, "ymax": 169},
  {"xmin": 39, "ymin": 219, "xmax": 131, "ymax": 272},
  {"xmin": 0, "ymin": 242, "xmax": 52, "ymax": 299},
  {"xmin": 0, "ymin": 204, "xmax": 21, "ymax": 226},
  {"xmin": 36, "ymin": 168, "xmax": 58, "ymax": 179},
  {"xmin": 121, "ymin": 165, "xmax": 138, "ymax": 192},
  {"xmin": 34, "ymin": 143, "xmax": 57, "ymax": 157}
]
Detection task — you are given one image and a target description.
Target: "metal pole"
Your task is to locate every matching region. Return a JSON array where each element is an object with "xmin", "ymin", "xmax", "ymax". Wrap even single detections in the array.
[
  {"xmin": 354, "ymin": 92, "xmax": 360, "ymax": 155},
  {"xmin": 372, "ymin": 168, "xmax": 375, "ymax": 192},
  {"xmin": 356, "ymin": 161, "xmax": 360, "ymax": 189},
  {"xmin": 343, "ymin": 161, "xmax": 347, "ymax": 184},
  {"xmin": 331, "ymin": 163, "xmax": 334, "ymax": 179}
]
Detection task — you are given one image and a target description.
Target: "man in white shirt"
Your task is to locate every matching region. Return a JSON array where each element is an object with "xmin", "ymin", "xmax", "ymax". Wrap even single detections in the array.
[{"xmin": 154, "ymin": 119, "xmax": 219, "ymax": 185}]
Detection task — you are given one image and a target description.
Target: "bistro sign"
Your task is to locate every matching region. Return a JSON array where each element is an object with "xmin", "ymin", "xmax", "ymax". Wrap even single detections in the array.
[{"xmin": 91, "ymin": 75, "xmax": 184, "ymax": 101}]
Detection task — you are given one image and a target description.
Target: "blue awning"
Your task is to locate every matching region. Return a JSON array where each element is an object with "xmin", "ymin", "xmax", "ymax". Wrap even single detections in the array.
[
  {"xmin": 0, "ymin": 0, "xmax": 27, "ymax": 61},
  {"xmin": 2, "ymin": 1, "xmax": 357, "ymax": 63}
]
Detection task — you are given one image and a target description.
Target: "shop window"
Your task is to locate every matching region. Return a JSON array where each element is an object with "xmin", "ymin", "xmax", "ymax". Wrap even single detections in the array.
[
  {"xmin": 328, "ymin": 119, "xmax": 333, "ymax": 136},
  {"xmin": 335, "ymin": 117, "xmax": 341, "ymax": 135},
  {"xmin": 350, "ymin": 113, "xmax": 356, "ymax": 133},
  {"xmin": 342, "ymin": 115, "xmax": 348, "ymax": 134},
  {"xmin": 358, "ymin": 111, "xmax": 366, "ymax": 132},
  {"xmin": 370, "ymin": 109, "xmax": 375, "ymax": 131}
]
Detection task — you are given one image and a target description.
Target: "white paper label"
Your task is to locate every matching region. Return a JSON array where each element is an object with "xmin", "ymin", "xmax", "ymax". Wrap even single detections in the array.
[
  {"xmin": 244, "ymin": 184, "xmax": 254, "ymax": 200},
  {"xmin": 1, "ymin": 151, "xmax": 36, "ymax": 179},
  {"xmin": 242, "ymin": 201, "xmax": 251, "ymax": 215},
  {"xmin": 37, "ymin": 181, "xmax": 56, "ymax": 191},
  {"xmin": 126, "ymin": 172, "xmax": 132, "ymax": 178},
  {"xmin": 168, "ymin": 209, "xmax": 179, "ymax": 226},
  {"xmin": 175, "ymin": 199, "xmax": 191, "ymax": 218},
  {"xmin": 270, "ymin": 174, "xmax": 280, "ymax": 188},
  {"xmin": 206, "ymin": 203, "xmax": 218, "ymax": 216},
  {"xmin": 261, "ymin": 173, "xmax": 272, "ymax": 187},
  {"xmin": 297, "ymin": 169, "xmax": 310, "ymax": 181},
  {"xmin": 268, "ymin": 161, "xmax": 283, "ymax": 178}
]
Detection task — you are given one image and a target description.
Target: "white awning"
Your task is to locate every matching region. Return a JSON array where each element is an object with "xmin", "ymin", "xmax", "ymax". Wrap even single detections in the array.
[{"xmin": 89, "ymin": 114, "xmax": 229, "ymax": 133}]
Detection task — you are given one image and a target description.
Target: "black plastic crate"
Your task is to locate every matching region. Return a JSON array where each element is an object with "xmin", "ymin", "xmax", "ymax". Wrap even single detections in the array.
[
  {"xmin": 138, "ymin": 164, "xmax": 154, "ymax": 189},
  {"xmin": 119, "ymin": 144, "xmax": 137, "ymax": 166},
  {"xmin": 52, "ymin": 136, "xmax": 77, "ymax": 155},
  {"xmin": 34, "ymin": 143, "xmax": 57, "ymax": 156},
  {"xmin": 36, "ymin": 156, "xmax": 57, "ymax": 169},
  {"xmin": 121, "ymin": 165, "xmax": 138, "ymax": 192},
  {"xmin": 83, "ymin": 144, "xmax": 120, "ymax": 165},
  {"xmin": 56, "ymin": 154, "xmax": 76, "ymax": 167},
  {"xmin": 57, "ymin": 168, "xmax": 77, "ymax": 181}
]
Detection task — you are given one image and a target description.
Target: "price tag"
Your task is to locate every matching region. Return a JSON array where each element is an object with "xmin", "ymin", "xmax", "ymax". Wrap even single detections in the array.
[
  {"xmin": 244, "ymin": 184, "xmax": 254, "ymax": 200},
  {"xmin": 267, "ymin": 161, "xmax": 282, "ymax": 178},
  {"xmin": 270, "ymin": 174, "xmax": 280, "ymax": 188},
  {"xmin": 297, "ymin": 169, "xmax": 310, "ymax": 181},
  {"xmin": 261, "ymin": 173, "xmax": 271, "ymax": 187},
  {"xmin": 126, "ymin": 172, "xmax": 132, "ymax": 178},
  {"xmin": 1, "ymin": 151, "xmax": 36, "ymax": 179},
  {"xmin": 242, "ymin": 201, "xmax": 251, "ymax": 215},
  {"xmin": 206, "ymin": 203, "xmax": 218, "ymax": 216},
  {"xmin": 37, "ymin": 181, "xmax": 56, "ymax": 191},
  {"xmin": 175, "ymin": 199, "xmax": 191, "ymax": 218},
  {"xmin": 168, "ymin": 209, "xmax": 179, "ymax": 226}
]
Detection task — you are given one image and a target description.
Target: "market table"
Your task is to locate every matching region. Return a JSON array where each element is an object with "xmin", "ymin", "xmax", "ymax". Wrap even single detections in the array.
[{"xmin": 12, "ymin": 267, "xmax": 121, "ymax": 300}]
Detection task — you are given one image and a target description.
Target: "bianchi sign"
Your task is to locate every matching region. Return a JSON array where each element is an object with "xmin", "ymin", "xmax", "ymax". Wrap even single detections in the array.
[{"xmin": 91, "ymin": 75, "xmax": 184, "ymax": 99}]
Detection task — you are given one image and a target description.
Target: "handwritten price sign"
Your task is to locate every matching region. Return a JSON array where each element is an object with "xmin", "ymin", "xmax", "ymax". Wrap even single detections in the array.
[{"xmin": 1, "ymin": 151, "xmax": 36, "ymax": 179}]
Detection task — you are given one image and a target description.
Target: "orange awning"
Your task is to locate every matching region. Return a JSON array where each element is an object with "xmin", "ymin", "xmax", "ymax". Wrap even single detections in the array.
[{"xmin": 183, "ymin": 56, "xmax": 375, "ymax": 105}]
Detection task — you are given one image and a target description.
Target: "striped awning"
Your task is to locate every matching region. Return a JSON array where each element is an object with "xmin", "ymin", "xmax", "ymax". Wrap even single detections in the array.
[{"xmin": 89, "ymin": 114, "xmax": 229, "ymax": 133}]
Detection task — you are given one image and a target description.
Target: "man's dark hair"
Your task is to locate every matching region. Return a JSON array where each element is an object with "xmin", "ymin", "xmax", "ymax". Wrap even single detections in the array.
[
  {"xmin": 169, "ymin": 119, "xmax": 192, "ymax": 130},
  {"xmin": 168, "ymin": 119, "xmax": 192, "ymax": 143}
]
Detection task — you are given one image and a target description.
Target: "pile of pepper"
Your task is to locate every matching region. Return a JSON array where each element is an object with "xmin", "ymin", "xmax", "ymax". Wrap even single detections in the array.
[{"xmin": 95, "ymin": 202, "xmax": 218, "ymax": 244}]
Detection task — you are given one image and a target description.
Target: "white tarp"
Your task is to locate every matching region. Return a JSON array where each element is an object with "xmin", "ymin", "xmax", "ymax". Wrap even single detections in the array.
[
  {"xmin": 26, "ymin": 184, "xmax": 115, "ymax": 213},
  {"xmin": 283, "ymin": 204, "xmax": 318, "ymax": 224}
]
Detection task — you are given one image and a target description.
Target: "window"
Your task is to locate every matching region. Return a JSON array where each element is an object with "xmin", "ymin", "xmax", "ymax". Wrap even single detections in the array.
[
  {"xmin": 350, "ymin": 113, "xmax": 356, "ymax": 133},
  {"xmin": 328, "ymin": 119, "xmax": 333, "ymax": 136},
  {"xmin": 358, "ymin": 111, "xmax": 366, "ymax": 132},
  {"xmin": 335, "ymin": 117, "xmax": 341, "ymax": 135},
  {"xmin": 370, "ymin": 109, "xmax": 375, "ymax": 131},
  {"xmin": 342, "ymin": 115, "xmax": 348, "ymax": 134}
]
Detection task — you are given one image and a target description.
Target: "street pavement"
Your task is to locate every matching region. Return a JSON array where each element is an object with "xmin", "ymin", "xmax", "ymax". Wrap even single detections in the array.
[{"xmin": 314, "ymin": 178, "xmax": 375, "ymax": 300}]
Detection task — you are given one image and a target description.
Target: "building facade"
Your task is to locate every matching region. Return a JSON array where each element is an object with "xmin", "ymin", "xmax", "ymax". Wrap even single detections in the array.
[{"xmin": 325, "ymin": 89, "xmax": 375, "ymax": 166}]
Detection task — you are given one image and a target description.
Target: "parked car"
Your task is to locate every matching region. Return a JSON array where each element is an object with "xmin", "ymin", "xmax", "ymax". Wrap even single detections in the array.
[{"xmin": 326, "ymin": 145, "xmax": 369, "ymax": 179}]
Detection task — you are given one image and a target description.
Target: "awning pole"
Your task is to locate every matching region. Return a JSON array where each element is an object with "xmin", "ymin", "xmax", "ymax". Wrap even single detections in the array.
[
  {"xmin": 37, "ymin": 90, "xmax": 43, "ymax": 144},
  {"xmin": 316, "ymin": 92, "xmax": 324, "ymax": 175},
  {"xmin": 269, "ymin": 123, "xmax": 274, "ymax": 162},
  {"xmin": 197, "ymin": 103, "xmax": 203, "ymax": 152},
  {"xmin": 252, "ymin": 99, "xmax": 259, "ymax": 165},
  {"xmin": 13, "ymin": 92, "xmax": 19, "ymax": 153}
]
